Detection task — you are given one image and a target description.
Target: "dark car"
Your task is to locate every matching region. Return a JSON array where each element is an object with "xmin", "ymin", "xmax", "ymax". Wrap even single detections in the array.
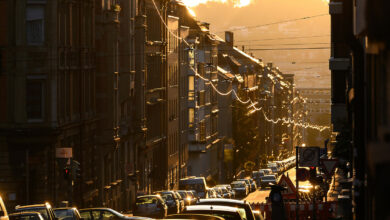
[
  {"xmin": 248, "ymin": 179, "xmax": 257, "ymax": 192},
  {"xmin": 183, "ymin": 205, "xmax": 246, "ymax": 220},
  {"xmin": 196, "ymin": 198, "xmax": 256, "ymax": 220},
  {"xmin": 237, "ymin": 179, "xmax": 252, "ymax": 192},
  {"xmin": 215, "ymin": 185, "xmax": 235, "ymax": 198},
  {"xmin": 230, "ymin": 181, "xmax": 248, "ymax": 198},
  {"xmin": 166, "ymin": 214, "xmax": 224, "ymax": 219},
  {"xmin": 172, "ymin": 191, "xmax": 185, "ymax": 212},
  {"xmin": 155, "ymin": 191, "xmax": 180, "ymax": 214},
  {"xmin": 53, "ymin": 208, "xmax": 82, "ymax": 220},
  {"xmin": 79, "ymin": 208, "xmax": 148, "ymax": 220},
  {"xmin": 260, "ymin": 175, "xmax": 277, "ymax": 188},
  {"xmin": 15, "ymin": 203, "xmax": 57, "ymax": 220},
  {"xmin": 176, "ymin": 191, "xmax": 196, "ymax": 206},
  {"xmin": 132, "ymin": 195, "xmax": 167, "ymax": 219},
  {"xmin": 9, "ymin": 212, "xmax": 44, "ymax": 220},
  {"xmin": 252, "ymin": 171, "xmax": 265, "ymax": 186}
]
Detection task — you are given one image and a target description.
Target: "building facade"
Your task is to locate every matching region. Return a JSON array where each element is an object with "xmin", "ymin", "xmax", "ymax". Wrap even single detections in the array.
[
  {"xmin": 0, "ymin": 0, "xmax": 97, "ymax": 209},
  {"xmin": 330, "ymin": 0, "xmax": 390, "ymax": 219}
]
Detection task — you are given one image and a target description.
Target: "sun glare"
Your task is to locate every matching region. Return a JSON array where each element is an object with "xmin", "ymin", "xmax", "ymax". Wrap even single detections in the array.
[{"xmin": 181, "ymin": 0, "xmax": 252, "ymax": 8}]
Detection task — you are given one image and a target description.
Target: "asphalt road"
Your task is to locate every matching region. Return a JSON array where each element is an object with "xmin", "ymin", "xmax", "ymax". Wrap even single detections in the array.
[{"xmin": 244, "ymin": 168, "xmax": 313, "ymax": 203}]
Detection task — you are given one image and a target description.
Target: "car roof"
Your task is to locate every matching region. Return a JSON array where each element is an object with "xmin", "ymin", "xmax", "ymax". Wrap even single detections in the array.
[
  {"xmin": 16, "ymin": 204, "xmax": 50, "ymax": 209},
  {"xmin": 79, "ymin": 208, "xmax": 112, "ymax": 211},
  {"xmin": 231, "ymin": 180, "xmax": 245, "ymax": 183},
  {"xmin": 9, "ymin": 212, "xmax": 42, "ymax": 216},
  {"xmin": 185, "ymin": 205, "xmax": 240, "ymax": 212},
  {"xmin": 197, "ymin": 198, "xmax": 245, "ymax": 205},
  {"xmin": 135, "ymin": 195, "xmax": 161, "ymax": 199}
]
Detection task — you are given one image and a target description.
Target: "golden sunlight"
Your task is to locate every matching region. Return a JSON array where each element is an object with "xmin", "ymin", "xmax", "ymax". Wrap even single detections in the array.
[
  {"xmin": 181, "ymin": 0, "xmax": 253, "ymax": 8},
  {"xmin": 234, "ymin": 0, "xmax": 251, "ymax": 8}
]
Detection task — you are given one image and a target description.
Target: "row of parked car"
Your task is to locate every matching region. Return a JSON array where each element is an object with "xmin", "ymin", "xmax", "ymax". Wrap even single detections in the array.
[{"xmin": 1, "ymin": 192, "xmax": 263, "ymax": 220}]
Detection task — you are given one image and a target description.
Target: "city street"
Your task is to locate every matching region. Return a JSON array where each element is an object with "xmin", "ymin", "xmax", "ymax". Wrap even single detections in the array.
[{"xmin": 244, "ymin": 168, "xmax": 313, "ymax": 203}]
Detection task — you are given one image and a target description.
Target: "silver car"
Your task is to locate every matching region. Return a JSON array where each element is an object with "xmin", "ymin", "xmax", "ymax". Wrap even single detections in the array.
[{"xmin": 133, "ymin": 195, "xmax": 167, "ymax": 219}]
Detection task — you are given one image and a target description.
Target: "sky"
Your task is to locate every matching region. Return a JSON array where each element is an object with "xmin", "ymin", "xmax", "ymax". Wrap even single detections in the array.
[{"xmin": 187, "ymin": 0, "xmax": 330, "ymax": 88}]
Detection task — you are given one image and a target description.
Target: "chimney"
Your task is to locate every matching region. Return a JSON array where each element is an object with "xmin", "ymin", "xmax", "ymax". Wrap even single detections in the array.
[
  {"xmin": 242, "ymin": 45, "xmax": 245, "ymax": 51},
  {"xmin": 267, "ymin": 62, "xmax": 273, "ymax": 68},
  {"xmin": 225, "ymin": 31, "xmax": 234, "ymax": 46}
]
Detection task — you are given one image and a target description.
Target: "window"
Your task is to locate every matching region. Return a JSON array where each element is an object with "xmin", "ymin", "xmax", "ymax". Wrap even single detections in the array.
[
  {"xmin": 188, "ymin": 76, "xmax": 194, "ymax": 101},
  {"xmin": 197, "ymin": 90, "xmax": 205, "ymax": 106},
  {"xmin": 26, "ymin": 80, "xmax": 44, "ymax": 120},
  {"xmin": 26, "ymin": 6, "xmax": 45, "ymax": 45},
  {"xmin": 199, "ymin": 120, "xmax": 206, "ymax": 141},
  {"xmin": 188, "ymin": 108, "xmax": 194, "ymax": 128}
]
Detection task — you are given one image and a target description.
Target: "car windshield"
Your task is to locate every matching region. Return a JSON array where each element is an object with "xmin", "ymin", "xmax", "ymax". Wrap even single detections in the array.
[
  {"xmin": 53, "ymin": 210, "xmax": 73, "ymax": 219},
  {"xmin": 262, "ymin": 176, "xmax": 276, "ymax": 180},
  {"xmin": 136, "ymin": 197, "xmax": 159, "ymax": 205},
  {"xmin": 175, "ymin": 193, "xmax": 182, "ymax": 199},
  {"xmin": 178, "ymin": 192, "xmax": 187, "ymax": 198},
  {"xmin": 232, "ymin": 182, "xmax": 245, "ymax": 188},
  {"xmin": 181, "ymin": 183, "xmax": 205, "ymax": 192},
  {"xmin": 161, "ymin": 194, "xmax": 174, "ymax": 201},
  {"xmin": 17, "ymin": 208, "xmax": 49, "ymax": 220}
]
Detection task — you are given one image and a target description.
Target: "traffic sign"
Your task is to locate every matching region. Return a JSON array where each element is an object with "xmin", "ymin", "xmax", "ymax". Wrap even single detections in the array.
[
  {"xmin": 56, "ymin": 148, "xmax": 73, "ymax": 158},
  {"xmin": 321, "ymin": 159, "xmax": 338, "ymax": 178},
  {"xmin": 298, "ymin": 146, "xmax": 320, "ymax": 167},
  {"xmin": 296, "ymin": 168, "xmax": 310, "ymax": 181},
  {"xmin": 277, "ymin": 174, "xmax": 297, "ymax": 199}
]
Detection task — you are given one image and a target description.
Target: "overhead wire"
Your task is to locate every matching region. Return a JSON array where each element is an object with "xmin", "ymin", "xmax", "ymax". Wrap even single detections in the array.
[{"xmin": 216, "ymin": 14, "xmax": 329, "ymax": 33}]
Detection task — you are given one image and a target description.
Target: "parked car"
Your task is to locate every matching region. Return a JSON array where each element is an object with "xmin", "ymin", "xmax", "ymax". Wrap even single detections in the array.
[
  {"xmin": 0, "ymin": 196, "xmax": 9, "ymax": 220},
  {"xmin": 211, "ymin": 187, "xmax": 223, "ymax": 198},
  {"xmin": 213, "ymin": 186, "xmax": 230, "ymax": 198},
  {"xmin": 230, "ymin": 181, "xmax": 248, "ymax": 198},
  {"xmin": 176, "ymin": 190, "xmax": 196, "ymax": 206},
  {"xmin": 215, "ymin": 185, "xmax": 235, "ymax": 198},
  {"xmin": 15, "ymin": 203, "xmax": 57, "ymax": 220},
  {"xmin": 80, "ymin": 208, "xmax": 147, "ymax": 220},
  {"xmin": 183, "ymin": 205, "xmax": 246, "ymax": 220},
  {"xmin": 179, "ymin": 177, "xmax": 208, "ymax": 199},
  {"xmin": 155, "ymin": 191, "xmax": 180, "ymax": 214},
  {"xmin": 131, "ymin": 195, "xmax": 167, "ymax": 219},
  {"xmin": 172, "ymin": 191, "xmax": 185, "ymax": 212},
  {"xmin": 260, "ymin": 169, "xmax": 272, "ymax": 176},
  {"xmin": 53, "ymin": 208, "xmax": 82, "ymax": 220},
  {"xmin": 195, "ymin": 198, "xmax": 256, "ymax": 220},
  {"xmin": 9, "ymin": 212, "xmax": 44, "ymax": 220},
  {"xmin": 252, "ymin": 171, "xmax": 265, "ymax": 186},
  {"xmin": 260, "ymin": 175, "xmax": 277, "ymax": 188},
  {"xmin": 206, "ymin": 188, "xmax": 217, "ymax": 198},
  {"xmin": 248, "ymin": 179, "xmax": 257, "ymax": 192},
  {"xmin": 165, "ymin": 214, "xmax": 224, "ymax": 220},
  {"xmin": 237, "ymin": 179, "xmax": 252, "ymax": 192}
]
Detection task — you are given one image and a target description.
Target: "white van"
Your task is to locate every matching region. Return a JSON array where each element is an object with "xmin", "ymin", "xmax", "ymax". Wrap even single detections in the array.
[{"xmin": 0, "ymin": 195, "xmax": 9, "ymax": 220}]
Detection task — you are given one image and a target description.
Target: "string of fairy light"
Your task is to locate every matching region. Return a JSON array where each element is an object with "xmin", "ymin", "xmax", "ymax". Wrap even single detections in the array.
[{"xmin": 151, "ymin": 0, "xmax": 330, "ymax": 132}]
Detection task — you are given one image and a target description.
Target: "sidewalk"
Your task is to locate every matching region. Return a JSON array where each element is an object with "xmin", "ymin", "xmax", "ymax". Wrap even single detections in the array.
[{"xmin": 327, "ymin": 168, "xmax": 353, "ymax": 219}]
